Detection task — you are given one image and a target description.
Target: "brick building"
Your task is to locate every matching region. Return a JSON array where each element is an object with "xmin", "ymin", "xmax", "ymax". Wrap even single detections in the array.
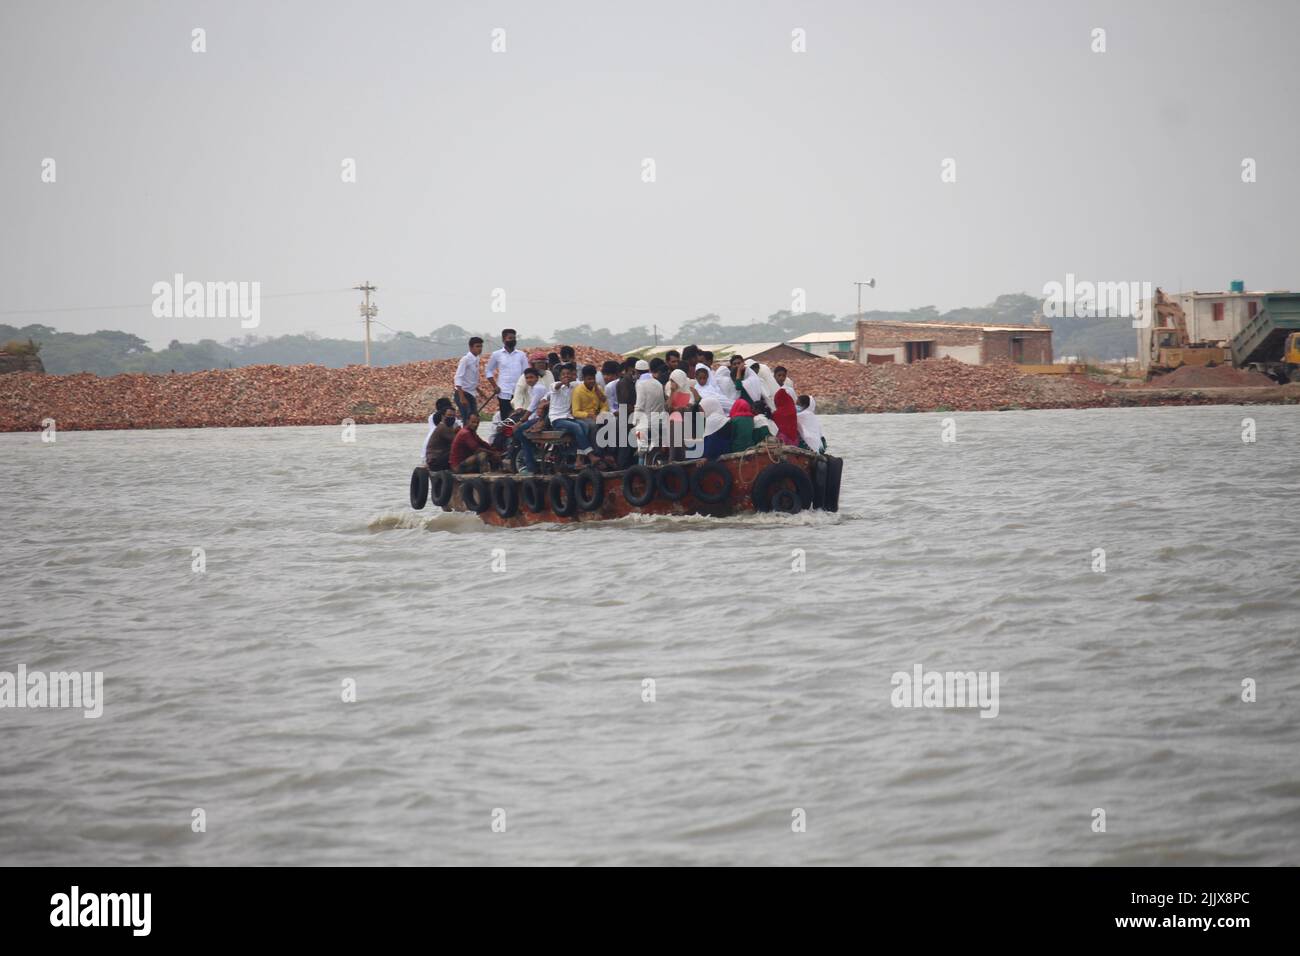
[{"xmin": 854, "ymin": 321, "xmax": 1052, "ymax": 365}]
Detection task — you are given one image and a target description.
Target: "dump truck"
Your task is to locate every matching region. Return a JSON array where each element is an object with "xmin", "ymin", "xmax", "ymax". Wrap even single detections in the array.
[{"xmin": 1229, "ymin": 294, "xmax": 1300, "ymax": 383}]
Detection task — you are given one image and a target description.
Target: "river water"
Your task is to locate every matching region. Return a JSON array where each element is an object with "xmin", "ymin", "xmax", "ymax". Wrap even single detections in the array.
[{"xmin": 2, "ymin": 405, "xmax": 1297, "ymax": 866}]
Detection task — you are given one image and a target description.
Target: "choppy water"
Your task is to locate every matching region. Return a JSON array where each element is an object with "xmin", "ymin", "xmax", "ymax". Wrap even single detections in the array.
[{"xmin": 2, "ymin": 405, "xmax": 1298, "ymax": 866}]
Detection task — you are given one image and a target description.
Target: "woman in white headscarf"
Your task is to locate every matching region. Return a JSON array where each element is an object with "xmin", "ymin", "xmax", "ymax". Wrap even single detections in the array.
[
  {"xmin": 736, "ymin": 364, "xmax": 765, "ymax": 405},
  {"xmin": 665, "ymin": 368, "xmax": 693, "ymax": 460},
  {"xmin": 666, "ymin": 368, "xmax": 692, "ymax": 408},
  {"xmin": 754, "ymin": 363, "xmax": 780, "ymax": 404},
  {"xmin": 715, "ymin": 365, "xmax": 738, "ymax": 402},
  {"xmin": 697, "ymin": 395, "xmax": 731, "ymax": 460},
  {"xmin": 691, "ymin": 363, "xmax": 733, "ymax": 414},
  {"xmin": 797, "ymin": 395, "xmax": 826, "ymax": 453}
]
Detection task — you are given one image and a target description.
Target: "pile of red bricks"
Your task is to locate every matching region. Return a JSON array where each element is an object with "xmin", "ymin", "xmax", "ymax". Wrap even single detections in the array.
[
  {"xmin": 779, "ymin": 356, "xmax": 1102, "ymax": 413},
  {"xmin": 0, "ymin": 347, "xmax": 622, "ymax": 432},
  {"xmin": 1143, "ymin": 365, "xmax": 1275, "ymax": 389}
]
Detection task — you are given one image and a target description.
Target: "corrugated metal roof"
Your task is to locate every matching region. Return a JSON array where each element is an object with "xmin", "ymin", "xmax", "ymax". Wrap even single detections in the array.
[
  {"xmin": 857, "ymin": 320, "xmax": 1049, "ymax": 333},
  {"xmin": 628, "ymin": 341, "xmax": 793, "ymax": 358},
  {"xmin": 787, "ymin": 331, "xmax": 856, "ymax": 343}
]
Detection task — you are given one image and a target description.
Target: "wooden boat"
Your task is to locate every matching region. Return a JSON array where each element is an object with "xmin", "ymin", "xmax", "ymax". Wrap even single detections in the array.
[{"xmin": 409, "ymin": 442, "xmax": 843, "ymax": 527}]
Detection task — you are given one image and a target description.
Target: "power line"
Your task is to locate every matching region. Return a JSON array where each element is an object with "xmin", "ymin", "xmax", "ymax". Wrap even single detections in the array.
[{"xmin": 0, "ymin": 288, "xmax": 353, "ymax": 318}]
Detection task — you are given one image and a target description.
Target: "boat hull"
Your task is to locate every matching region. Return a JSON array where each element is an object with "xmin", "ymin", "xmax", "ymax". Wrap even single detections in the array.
[{"xmin": 419, "ymin": 445, "xmax": 839, "ymax": 527}]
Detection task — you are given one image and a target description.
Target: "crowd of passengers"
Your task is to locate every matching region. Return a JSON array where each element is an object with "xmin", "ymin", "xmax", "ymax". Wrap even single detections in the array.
[{"xmin": 422, "ymin": 330, "xmax": 827, "ymax": 476}]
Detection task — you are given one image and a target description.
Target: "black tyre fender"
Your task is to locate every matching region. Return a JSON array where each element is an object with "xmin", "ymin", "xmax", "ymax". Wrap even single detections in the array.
[
  {"xmin": 461, "ymin": 476, "xmax": 491, "ymax": 513},
  {"xmin": 521, "ymin": 478, "xmax": 548, "ymax": 514},
  {"xmin": 621, "ymin": 465, "xmax": 657, "ymax": 507},
  {"xmin": 429, "ymin": 470, "xmax": 454, "ymax": 507},
  {"xmin": 491, "ymin": 478, "xmax": 520, "ymax": 519},
  {"xmin": 548, "ymin": 475, "xmax": 579, "ymax": 517},
  {"xmin": 657, "ymin": 463, "xmax": 689, "ymax": 501},
  {"xmin": 822, "ymin": 455, "xmax": 843, "ymax": 512},
  {"xmin": 410, "ymin": 467, "xmax": 429, "ymax": 510},
  {"xmin": 689, "ymin": 461, "xmax": 733, "ymax": 504},
  {"xmin": 811, "ymin": 457, "xmax": 828, "ymax": 510},
  {"xmin": 772, "ymin": 488, "xmax": 800, "ymax": 513},
  {"xmin": 752, "ymin": 462, "xmax": 814, "ymax": 513},
  {"xmin": 574, "ymin": 467, "xmax": 605, "ymax": 511}
]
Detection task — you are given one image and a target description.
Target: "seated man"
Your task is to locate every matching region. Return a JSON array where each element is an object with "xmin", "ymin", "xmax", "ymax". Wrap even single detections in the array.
[
  {"xmin": 449, "ymin": 413, "xmax": 502, "ymax": 474},
  {"xmin": 512, "ymin": 350, "xmax": 554, "ymax": 411},
  {"xmin": 424, "ymin": 406, "xmax": 459, "ymax": 471},
  {"xmin": 513, "ymin": 366, "xmax": 551, "ymax": 476},
  {"xmin": 571, "ymin": 363, "xmax": 611, "ymax": 465},
  {"xmin": 546, "ymin": 363, "xmax": 594, "ymax": 469}
]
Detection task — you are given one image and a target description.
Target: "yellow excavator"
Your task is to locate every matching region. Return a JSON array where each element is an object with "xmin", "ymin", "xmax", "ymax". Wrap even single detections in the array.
[{"xmin": 1146, "ymin": 288, "xmax": 1228, "ymax": 377}]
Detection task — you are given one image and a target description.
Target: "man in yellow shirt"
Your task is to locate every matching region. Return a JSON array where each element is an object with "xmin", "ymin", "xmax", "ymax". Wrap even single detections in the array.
[{"xmin": 572, "ymin": 363, "xmax": 610, "ymax": 463}]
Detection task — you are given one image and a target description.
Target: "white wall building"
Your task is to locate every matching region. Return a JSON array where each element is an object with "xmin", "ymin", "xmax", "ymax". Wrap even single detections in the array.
[
  {"xmin": 1136, "ymin": 287, "xmax": 1275, "ymax": 367},
  {"xmin": 787, "ymin": 331, "xmax": 856, "ymax": 358}
]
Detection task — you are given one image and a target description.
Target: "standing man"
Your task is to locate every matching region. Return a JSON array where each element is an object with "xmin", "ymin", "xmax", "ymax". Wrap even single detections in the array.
[
  {"xmin": 453, "ymin": 336, "xmax": 484, "ymax": 424},
  {"xmin": 634, "ymin": 357, "xmax": 668, "ymax": 463},
  {"xmin": 614, "ymin": 358, "xmax": 639, "ymax": 468},
  {"xmin": 484, "ymin": 328, "xmax": 529, "ymax": 419}
]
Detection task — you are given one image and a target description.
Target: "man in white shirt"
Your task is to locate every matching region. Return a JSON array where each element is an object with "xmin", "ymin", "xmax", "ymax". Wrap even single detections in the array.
[
  {"xmin": 548, "ymin": 363, "xmax": 592, "ymax": 461},
  {"xmin": 453, "ymin": 336, "xmax": 484, "ymax": 423},
  {"xmin": 484, "ymin": 328, "xmax": 529, "ymax": 418},
  {"xmin": 513, "ymin": 367, "xmax": 553, "ymax": 475},
  {"xmin": 633, "ymin": 358, "xmax": 668, "ymax": 461},
  {"xmin": 511, "ymin": 350, "xmax": 554, "ymax": 412}
]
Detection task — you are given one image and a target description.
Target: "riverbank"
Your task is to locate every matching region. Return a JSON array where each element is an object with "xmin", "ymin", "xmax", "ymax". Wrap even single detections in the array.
[{"xmin": 2, "ymin": 353, "xmax": 1296, "ymax": 431}]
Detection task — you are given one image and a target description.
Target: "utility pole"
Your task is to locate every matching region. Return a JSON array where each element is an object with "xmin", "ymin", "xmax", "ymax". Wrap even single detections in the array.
[
  {"xmin": 354, "ymin": 281, "xmax": 378, "ymax": 366},
  {"xmin": 854, "ymin": 279, "xmax": 877, "ymax": 322}
]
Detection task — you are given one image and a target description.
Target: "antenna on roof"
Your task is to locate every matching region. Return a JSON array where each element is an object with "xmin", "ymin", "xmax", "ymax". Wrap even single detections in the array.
[{"xmin": 854, "ymin": 279, "xmax": 876, "ymax": 322}]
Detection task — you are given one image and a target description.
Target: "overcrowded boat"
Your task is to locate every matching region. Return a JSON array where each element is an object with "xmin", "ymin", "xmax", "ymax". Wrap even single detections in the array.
[{"xmin": 407, "ymin": 335, "xmax": 844, "ymax": 525}]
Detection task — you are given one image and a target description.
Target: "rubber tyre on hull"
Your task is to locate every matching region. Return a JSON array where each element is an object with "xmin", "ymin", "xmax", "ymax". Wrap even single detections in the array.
[
  {"xmin": 549, "ymin": 475, "xmax": 579, "ymax": 517},
  {"xmin": 822, "ymin": 455, "xmax": 843, "ymax": 512},
  {"xmin": 461, "ymin": 477, "xmax": 491, "ymax": 514},
  {"xmin": 811, "ymin": 458, "xmax": 828, "ymax": 510},
  {"xmin": 410, "ymin": 468, "xmax": 429, "ymax": 510},
  {"xmin": 521, "ymin": 478, "xmax": 548, "ymax": 514},
  {"xmin": 657, "ymin": 463, "xmax": 689, "ymax": 501},
  {"xmin": 752, "ymin": 462, "xmax": 814, "ymax": 513},
  {"xmin": 429, "ymin": 470, "xmax": 454, "ymax": 507},
  {"xmin": 491, "ymin": 478, "xmax": 520, "ymax": 519},
  {"xmin": 574, "ymin": 468, "xmax": 605, "ymax": 511},
  {"xmin": 622, "ymin": 465, "xmax": 657, "ymax": 507},
  {"xmin": 689, "ymin": 461, "xmax": 733, "ymax": 504},
  {"xmin": 772, "ymin": 488, "xmax": 800, "ymax": 513}
]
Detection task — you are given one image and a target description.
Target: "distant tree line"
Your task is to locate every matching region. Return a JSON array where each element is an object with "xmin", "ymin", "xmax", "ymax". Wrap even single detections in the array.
[{"xmin": 2, "ymin": 294, "xmax": 1134, "ymax": 376}]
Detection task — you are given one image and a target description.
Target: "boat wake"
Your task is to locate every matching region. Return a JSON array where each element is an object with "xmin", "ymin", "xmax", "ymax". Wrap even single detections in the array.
[
  {"xmin": 366, "ymin": 507, "xmax": 860, "ymax": 534},
  {"xmin": 365, "ymin": 511, "xmax": 498, "ymax": 533}
]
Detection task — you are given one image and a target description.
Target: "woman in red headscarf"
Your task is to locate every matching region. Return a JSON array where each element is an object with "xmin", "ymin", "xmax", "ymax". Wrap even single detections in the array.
[
  {"xmin": 771, "ymin": 388, "xmax": 799, "ymax": 445},
  {"xmin": 729, "ymin": 398, "xmax": 772, "ymax": 452}
]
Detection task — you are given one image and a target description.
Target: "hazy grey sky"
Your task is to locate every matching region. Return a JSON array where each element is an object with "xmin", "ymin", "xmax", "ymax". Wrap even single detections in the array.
[{"xmin": 3, "ymin": 0, "xmax": 1298, "ymax": 347}]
